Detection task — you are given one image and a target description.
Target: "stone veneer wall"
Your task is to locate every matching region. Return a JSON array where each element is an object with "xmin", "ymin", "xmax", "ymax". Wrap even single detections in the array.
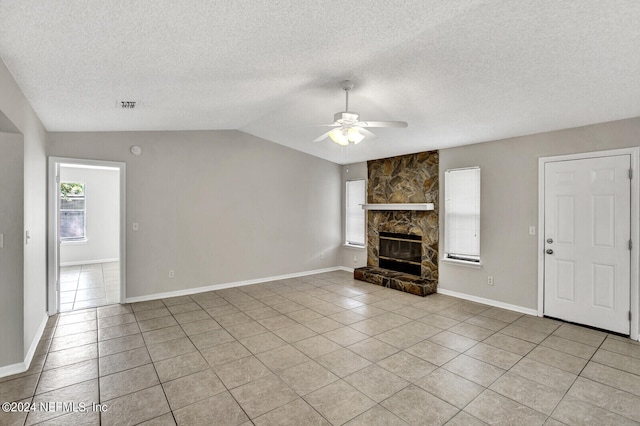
[{"xmin": 367, "ymin": 150, "xmax": 439, "ymax": 282}]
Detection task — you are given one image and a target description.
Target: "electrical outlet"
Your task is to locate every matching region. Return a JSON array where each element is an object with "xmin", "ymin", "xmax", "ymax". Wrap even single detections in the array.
[
  {"xmin": 353, "ymin": 256, "xmax": 358, "ymax": 263},
  {"xmin": 169, "ymin": 270, "xmax": 175, "ymax": 278},
  {"xmin": 487, "ymin": 276, "xmax": 494, "ymax": 286}
]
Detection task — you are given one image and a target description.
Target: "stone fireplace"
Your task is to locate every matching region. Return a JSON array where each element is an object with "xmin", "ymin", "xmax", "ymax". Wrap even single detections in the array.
[{"xmin": 354, "ymin": 150, "xmax": 438, "ymax": 296}]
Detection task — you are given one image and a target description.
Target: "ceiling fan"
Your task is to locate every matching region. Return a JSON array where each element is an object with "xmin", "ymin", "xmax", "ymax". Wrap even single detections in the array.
[{"xmin": 313, "ymin": 80, "xmax": 408, "ymax": 146}]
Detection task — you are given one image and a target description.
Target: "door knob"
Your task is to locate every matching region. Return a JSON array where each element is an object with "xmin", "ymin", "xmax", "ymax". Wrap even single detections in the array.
[
  {"xmin": 546, "ymin": 249, "xmax": 554, "ymax": 254},
  {"xmin": 546, "ymin": 238, "xmax": 553, "ymax": 244}
]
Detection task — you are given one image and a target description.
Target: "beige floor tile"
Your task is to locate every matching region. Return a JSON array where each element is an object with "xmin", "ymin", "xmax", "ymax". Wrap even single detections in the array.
[
  {"xmin": 376, "ymin": 351, "xmax": 437, "ymax": 382},
  {"xmin": 526, "ymin": 346, "xmax": 588, "ymax": 374},
  {"xmin": 344, "ymin": 364, "xmax": 409, "ymax": 403},
  {"xmin": 601, "ymin": 336, "xmax": 640, "ymax": 359},
  {"xmin": 540, "ymin": 335, "xmax": 598, "ymax": 359},
  {"xmin": 200, "ymin": 341, "xmax": 251, "ymax": 366},
  {"xmin": 304, "ymin": 380, "xmax": 376, "ymax": 425},
  {"xmin": 137, "ymin": 316, "xmax": 179, "ymax": 332},
  {"xmin": 225, "ymin": 320, "xmax": 269, "ymax": 339},
  {"xmin": 162, "ymin": 368, "xmax": 226, "ymax": 410},
  {"xmin": 239, "ymin": 331, "xmax": 287, "ymax": 354},
  {"xmin": 465, "ymin": 342, "xmax": 522, "ymax": 370},
  {"xmin": 97, "ymin": 333, "xmax": 145, "ymax": 357},
  {"xmin": 253, "ymin": 398, "xmax": 331, "ymax": 426},
  {"xmin": 302, "ymin": 317, "xmax": 343, "ymax": 334},
  {"xmin": 285, "ymin": 308, "xmax": 324, "ymax": 323},
  {"xmin": 551, "ymin": 396, "xmax": 632, "ymax": 425},
  {"xmin": 567, "ymin": 377, "xmax": 640, "ymax": 422},
  {"xmin": 316, "ymin": 348, "xmax": 372, "ymax": 378},
  {"xmin": 513, "ymin": 315, "xmax": 562, "ymax": 335},
  {"xmin": 490, "ymin": 371, "xmax": 564, "ymax": 415},
  {"xmin": 101, "ymin": 385, "xmax": 170, "ymax": 426},
  {"xmin": 273, "ymin": 323, "xmax": 317, "ymax": 343},
  {"xmin": 256, "ymin": 344, "xmax": 311, "ymax": 373},
  {"xmin": 581, "ymin": 361, "xmax": 640, "ymax": 396},
  {"xmin": 418, "ymin": 313, "xmax": 460, "ymax": 330},
  {"xmin": 138, "ymin": 412, "xmax": 176, "ymax": 425},
  {"xmin": 464, "ymin": 314, "xmax": 509, "ymax": 332},
  {"xmin": 323, "ymin": 326, "xmax": 369, "ymax": 346},
  {"xmin": 552, "ymin": 324, "xmax": 606, "ymax": 347},
  {"xmin": 405, "ymin": 340, "xmax": 459, "ymax": 366},
  {"xmin": 347, "ymin": 337, "xmax": 400, "ymax": 363},
  {"xmin": 179, "ymin": 318, "xmax": 221, "ymax": 336},
  {"xmin": 141, "ymin": 326, "xmax": 185, "ymax": 345},
  {"xmin": 442, "ymin": 355, "xmax": 505, "ymax": 387},
  {"xmin": 96, "ymin": 304, "xmax": 132, "ymax": 319},
  {"xmin": 35, "ymin": 410, "xmax": 100, "ymax": 425},
  {"xmin": 26, "ymin": 379, "xmax": 99, "ymax": 425},
  {"xmin": 415, "ymin": 368, "xmax": 484, "ymax": 409},
  {"xmin": 381, "ymin": 384, "xmax": 458, "ymax": 425},
  {"xmin": 375, "ymin": 328, "xmax": 425, "ymax": 349},
  {"xmin": 189, "ymin": 328, "xmax": 235, "ymax": 350},
  {"xmin": 172, "ymin": 309, "xmax": 210, "ymax": 324},
  {"xmin": 35, "ymin": 359, "xmax": 98, "ymax": 394},
  {"xmin": 146, "ymin": 337, "xmax": 196, "ymax": 362},
  {"xmin": 482, "ymin": 332, "xmax": 537, "ymax": 356},
  {"xmin": 57, "ymin": 310, "xmax": 95, "ymax": 326},
  {"xmin": 444, "ymin": 411, "xmax": 487, "ymax": 426},
  {"xmin": 54, "ymin": 320, "xmax": 97, "ymax": 338},
  {"xmin": 0, "ymin": 374, "xmax": 39, "ymax": 402},
  {"xmin": 43, "ymin": 343, "xmax": 98, "ymax": 370},
  {"xmin": 592, "ymin": 348, "xmax": 640, "ymax": 376},
  {"xmin": 465, "ymin": 390, "xmax": 547, "ymax": 425},
  {"xmin": 131, "ymin": 300, "xmax": 165, "ymax": 313},
  {"xmin": 449, "ymin": 322, "xmax": 494, "ymax": 341},
  {"xmin": 99, "ymin": 346, "xmax": 151, "ymax": 376},
  {"xmin": 215, "ymin": 312, "xmax": 253, "ymax": 328},
  {"xmin": 429, "ymin": 330, "xmax": 478, "ymax": 352},
  {"xmin": 154, "ymin": 351, "xmax": 209, "ymax": 383},
  {"xmin": 98, "ymin": 322, "xmax": 140, "ymax": 342},
  {"xmin": 99, "ymin": 363, "xmax": 159, "ymax": 401},
  {"xmin": 134, "ymin": 307, "xmax": 172, "ymax": 321},
  {"xmin": 328, "ymin": 310, "xmax": 367, "ymax": 325},
  {"xmin": 343, "ymin": 405, "xmax": 409, "ymax": 426},
  {"xmin": 278, "ymin": 360, "xmax": 339, "ymax": 396},
  {"xmin": 293, "ymin": 335, "xmax": 342, "ymax": 359},
  {"xmin": 214, "ymin": 356, "xmax": 272, "ymax": 389},
  {"xmin": 500, "ymin": 323, "xmax": 550, "ymax": 344},
  {"xmin": 478, "ymin": 307, "xmax": 523, "ymax": 323},
  {"xmin": 510, "ymin": 357, "xmax": 577, "ymax": 393},
  {"xmin": 49, "ymin": 330, "xmax": 97, "ymax": 352},
  {"xmin": 97, "ymin": 313, "xmax": 136, "ymax": 329},
  {"xmin": 231, "ymin": 375, "xmax": 298, "ymax": 419}
]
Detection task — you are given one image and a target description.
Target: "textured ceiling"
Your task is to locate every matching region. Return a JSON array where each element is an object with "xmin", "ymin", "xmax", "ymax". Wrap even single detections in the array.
[{"xmin": 1, "ymin": 1, "xmax": 639, "ymax": 164}]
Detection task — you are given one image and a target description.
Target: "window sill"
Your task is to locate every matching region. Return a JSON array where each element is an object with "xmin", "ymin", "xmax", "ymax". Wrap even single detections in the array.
[
  {"xmin": 61, "ymin": 239, "xmax": 88, "ymax": 245},
  {"xmin": 441, "ymin": 258, "xmax": 482, "ymax": 269},
  {"xmin": 343, "ymin": 243, "xmax": 366, "ymax": 250}
]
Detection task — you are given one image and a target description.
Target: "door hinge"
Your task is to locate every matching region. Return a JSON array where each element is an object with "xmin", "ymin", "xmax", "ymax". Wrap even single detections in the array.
[
  {"xmin": 630, "ymin": 239, "xmax": 633, "ymax": 250},
  {"xmin": 630, "ymin": 311, "xmax": 632, "ymax": 321},
  {"xmin": 55, "ymin": 174, "xmax": 60, "ymax": 183},
  {"xmin": 630, "ymin": 169, "xmax": 633, "ymax": 179},
  {"xmin": 56, "ymin": 280, "xmax": 60, "ymax": 291}
]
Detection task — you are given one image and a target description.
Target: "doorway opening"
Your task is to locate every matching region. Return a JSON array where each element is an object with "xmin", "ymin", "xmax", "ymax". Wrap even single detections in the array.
[
  {"xmin": 48, "ymin": 157, "xmax": 126, "ymax": 314},
  {"xmin": 537, "ymin": 147, "xmax": 639, "ymax": 340}
]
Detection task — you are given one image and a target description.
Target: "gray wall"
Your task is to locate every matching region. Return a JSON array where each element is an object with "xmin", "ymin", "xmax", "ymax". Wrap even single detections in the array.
[
  {"xmin": 0, "ymin": 59, "xmax": 48, "ymax": 369},
  {"xmin": 439, "ymin": 116, "xmax": 640, "ymax": 310},
  {"xmin": 0, "ymin": 132, "xmax": 24, "ymax": 366},
  {"xmin": 48, "ymin": 130, "xmax": 342, "ymax": 299}
]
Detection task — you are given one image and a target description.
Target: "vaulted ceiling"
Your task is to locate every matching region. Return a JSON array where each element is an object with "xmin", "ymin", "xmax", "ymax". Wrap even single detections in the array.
[{"xmin": 1, "ymin": 1, "xmax": 639, "ymax": 164}]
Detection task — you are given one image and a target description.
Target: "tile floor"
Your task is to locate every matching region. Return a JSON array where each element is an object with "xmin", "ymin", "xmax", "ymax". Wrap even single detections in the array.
[
  {"xmin": 1, "ymin": 270, "xmax": 640, "ymax": 425},
  {"xmin": 59, "ymin": 262, "xmax": 120, "ymax": 312}
]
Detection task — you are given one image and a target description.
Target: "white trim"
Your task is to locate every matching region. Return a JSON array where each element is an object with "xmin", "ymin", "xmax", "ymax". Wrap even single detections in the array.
[
  {"xmin": 0, "ymin": 313, "xmax": 48, "ymax": 379},
  {"xmin": 60, "ymin": 258, "xmax": 120, "ymax": 267},
  {"xmin": 537, "ymin": 147, "xmax": 639, "ymax": 341},
  {"xmin": 48, "ymin": 157, "xmax": 126, "ymax": 315},
  {"xmin": 361, "ymin": 203, "xmax": 434, "ymax": 211},
  {"xmin": 437, "ymin": 288, "xmax": 538, "ymax": 316},
  {"xmin": 343, "ymin": 243, "xmax": 365, "ymax": 250},
  {"xmin": 440, "ymin": 258, "xmax": 483, "ymax": 269},
  {"xmin": 126, "ymin": 267, "xmax": 350, "ymax": 303}
]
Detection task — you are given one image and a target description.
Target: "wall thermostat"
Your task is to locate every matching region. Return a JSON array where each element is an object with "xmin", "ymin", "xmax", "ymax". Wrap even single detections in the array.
[{"xmin": 130, "ymin": 145, "xmax": 142, "ymax": 156}]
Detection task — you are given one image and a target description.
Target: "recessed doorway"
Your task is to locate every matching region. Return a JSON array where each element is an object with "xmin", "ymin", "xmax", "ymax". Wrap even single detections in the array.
[{"xmin": 48, "ymin": 157, "xmax": 126, "ymax": 314}]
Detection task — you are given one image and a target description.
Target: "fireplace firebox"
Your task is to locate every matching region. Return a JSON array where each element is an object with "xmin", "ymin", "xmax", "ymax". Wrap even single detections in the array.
[{"xmin": 379, "ymin": 232, "xmax": 422, "ymax": 276}]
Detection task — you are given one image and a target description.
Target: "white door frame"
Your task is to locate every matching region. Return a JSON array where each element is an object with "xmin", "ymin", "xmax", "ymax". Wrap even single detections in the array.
[
  {"xmin": 47, "ymin": 156, "xmax": 126, "ymax": 314},
  {"xmin": 537, "ymin": 147, "xmax": 639, "ymax": 341}
]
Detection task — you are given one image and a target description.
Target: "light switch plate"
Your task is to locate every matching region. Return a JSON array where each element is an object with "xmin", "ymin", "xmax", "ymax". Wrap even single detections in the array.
[{"xmin": 529, "ymin": 226, "xmax": 536, "ymax": 236}]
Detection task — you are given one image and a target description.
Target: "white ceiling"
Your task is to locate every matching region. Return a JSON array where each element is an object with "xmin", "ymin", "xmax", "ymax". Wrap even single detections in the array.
[{"xmin": 1, "ymin": 1, "xmax": 639, "ymax": 164}]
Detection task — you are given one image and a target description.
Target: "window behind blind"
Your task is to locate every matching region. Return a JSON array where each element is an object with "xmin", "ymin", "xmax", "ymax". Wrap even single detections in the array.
[
  {"xmin": 444, "ymin": 167, "xmax": 480, "ymax": 262},
  {"xmin": 345, "ymin": 179, "xmax": 366, "ymax": 246}
]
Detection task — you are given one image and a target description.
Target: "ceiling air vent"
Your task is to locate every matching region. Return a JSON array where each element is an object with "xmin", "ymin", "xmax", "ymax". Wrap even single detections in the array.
[{"xmin": 118, "ymin": 101, "xmax": 136, "ymax": 109}]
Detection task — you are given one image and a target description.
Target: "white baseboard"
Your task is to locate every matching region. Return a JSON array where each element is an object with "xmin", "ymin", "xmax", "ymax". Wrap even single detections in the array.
[
  {"xmin": 0, "ymin": 313, "xmax": 49, "ymax": 379},
  {"xmin": 60, "ymin": 258, "xmax": 119, "ymax": 267},
  {"xmin": 437, "ymin": 288, "xmax": 538, "ymax": 316},
  {"xmin": 126, "ymin": 266, "xmax": 351, "ymax": 304}
]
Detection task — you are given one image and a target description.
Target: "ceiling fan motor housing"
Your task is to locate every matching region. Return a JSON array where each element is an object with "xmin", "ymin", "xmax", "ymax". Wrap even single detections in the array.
[{"xmin": 334, "ymin": 112, "xmax": 359, "ymax": 125}]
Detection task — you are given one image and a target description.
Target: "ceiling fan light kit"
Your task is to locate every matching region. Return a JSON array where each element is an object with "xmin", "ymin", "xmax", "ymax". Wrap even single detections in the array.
[{"xmin": 314, "ymin": 80, "xmax": 408, "ymax": 146}]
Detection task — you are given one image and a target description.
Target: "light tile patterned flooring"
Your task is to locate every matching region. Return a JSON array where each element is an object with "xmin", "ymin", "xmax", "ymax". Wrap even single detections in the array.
[
  {"xmin": 59, "ymin": 262, "xmax": 120, "ymax": 312},
  {"xmin": 1, "ymin": 270, "xmax": 640, "ymax": 425}
]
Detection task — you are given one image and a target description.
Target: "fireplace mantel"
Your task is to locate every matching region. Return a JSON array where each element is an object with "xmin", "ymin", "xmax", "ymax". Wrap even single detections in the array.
[{"xmin": 361, "ymin": 203, "xmax": 434, "ymax": 211}]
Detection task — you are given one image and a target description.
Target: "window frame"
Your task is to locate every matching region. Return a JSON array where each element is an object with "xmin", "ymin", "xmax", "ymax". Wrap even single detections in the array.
[
  {"xmin": 345, "ymin": 178, "xmax": 366, "ymax": 248},
  {"xmin": 60, "ymin": 182, "xmax": 87, "ymax": 243},
  {"xmin": 443, "ymin": 167, "xmax": 481, "ymax": 266}
]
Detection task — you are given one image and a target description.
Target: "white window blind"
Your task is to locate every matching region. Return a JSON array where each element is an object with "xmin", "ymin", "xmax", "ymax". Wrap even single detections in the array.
[
  {"xmin": 345, "ymin": 179, "xmax": 366, "ymax": 246},
  {"xmin": 444, "ymin": 167, "xmax": 480, "ymax": 262}
]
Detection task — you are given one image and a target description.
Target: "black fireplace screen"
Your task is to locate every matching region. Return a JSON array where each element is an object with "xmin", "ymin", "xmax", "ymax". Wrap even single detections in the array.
[{"xmin": 379, "ymin": 232, "xmax": 422, "ymax": 276}]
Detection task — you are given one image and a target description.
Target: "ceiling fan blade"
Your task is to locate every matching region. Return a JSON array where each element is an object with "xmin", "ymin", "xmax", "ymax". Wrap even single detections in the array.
[
  {"xmin": 360, "ymin": 120, "xmax": 408, "ymax": 128},
  {"xmin": 358, "ymin": 127, "xmax": 377, "ymax": 140},
  {"xmin": 312, "ymin": 130, "xmax": 332, "ymax": 142},
  {"xmin": 304, "ymin": 123, "xmax": 340, "ymax": 128}
]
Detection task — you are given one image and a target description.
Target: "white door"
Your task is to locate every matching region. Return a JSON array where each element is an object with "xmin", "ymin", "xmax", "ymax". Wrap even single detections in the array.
[{"xmin": 544, "ymin": 155, "xmax": 631, "ymax": 334}]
